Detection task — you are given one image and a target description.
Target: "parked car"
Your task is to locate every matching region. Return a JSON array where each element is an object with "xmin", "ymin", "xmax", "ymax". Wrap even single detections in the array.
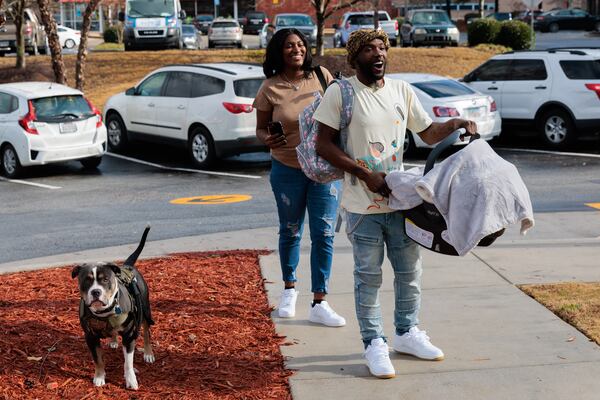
[
  {"xmin": 103, "ymin": 63, "xmax": 268, "ymax": 168},
  {"xmin": 208, "ymin": 18, "xmax": 243, "ymax": 48},
  {"xmin": 534, "ymin": 8, "xmax": 600, "ymax": 32},
  {"xmin": 258, "ymin": 23, "xmax": 275, "ymax": 48},
  {"xmin": 486, "ymin": 12, "xmax": 513, "ymax": 21},
  {"xmin": 515, "ymin": 10, "xmax": 544, "ymax": 24},
  {"xmin": 400, "ymin": 9, "xmax": 459, "ymax": 47},
  {"xmin": 464, "ymin": 12, "xmax": 481, "ymax": 25},
  {"xmin": 386, "ymin": 73, "xmax": 501, "ymax": 155},
  {"xmin": 57, "ymin": 25, "xmax": 81, "ymax": 49},
  {"xmin": 273, "ymin": 13, "xmax": 317, "ymax": 47},
  {"xmin": 0, "ymin": 82, "xmax": 106, "ymax": 178},
  {"xmin": 240, "ymin": 10, "xmax": 269, "ymax": 34},
  {"xmin": 461, "ymin": 48, "xmax": 600, "ymax": 149},
  {"xmin": 0, "ymin": 8, "xmax": 48, "ymax": 56},
  {"xmin": 194, "ymin": 14, "xmax": 213, "ymax": 34},
  {"xmin": 181, "ymin": 24, "xmax": 201, "ymax": 49},
  {"xmin": 333, "ymin": 11, "xmax": 399, "ymax": 47}
]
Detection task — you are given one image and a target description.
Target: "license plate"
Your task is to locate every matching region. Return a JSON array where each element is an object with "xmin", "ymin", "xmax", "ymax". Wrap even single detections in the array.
[
  {"xmin": 251, "ymin": 19, "xmax": 261, "ymax": 24},
  {"xmin": 59, "ymin": 122, "xmax": 77, "ymax": 133},
  {"xmin": 464, "ymin": 106, "xmax": 485, "ymax": 119},
  {"xmin": 0, "ymin": 41, "xmax": 8, "ymax": 47}
]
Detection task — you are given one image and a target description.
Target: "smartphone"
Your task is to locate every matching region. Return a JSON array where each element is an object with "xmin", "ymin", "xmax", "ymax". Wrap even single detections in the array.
[{"xmin": 268, "ymin": 121, "xmax": 285, "ymax": 138}]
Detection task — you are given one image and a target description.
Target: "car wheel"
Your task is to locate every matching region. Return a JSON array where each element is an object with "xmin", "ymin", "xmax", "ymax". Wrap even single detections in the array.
[
  {"xmin": 208, "ymin": 40, "xmax": 215, "ymax": 48},
  {"xmin": 28, "ymin": 39, "xmax": 39, "ymax": 56},
  {"xmin": 595, "ymin": 21, "xmax": 600, "ymax": 32},
  {"xmin": 80, "ymin": 156, "xmax": 102, "ymax": 169},
  {"xmin": 390, "ymin": 38, "xmax": 397, "ymax": 47},
  {"xmin": 548, "ymin": 23, "xmax": 559, "ymax": 33},
  {"xmin": 537, "ymin": 108, "xmax": 575, "ymax": 149},
  {"xmin": 1, "ymin": 144, "xmax": 22, "ymax": 179},
  {"xmin": 403, "ymin": 130, "xmax": 417, "ymax": 157},
  {"xmin": 237, "ymin": 41, "xmax": 243, "ymax": 48},
  {"xmin": 189, "ymin": 127, "xmax": 216, "ymax": 169},
  {"xmin": 65, "ymin": 38, "xmax": 76, "ymax": 49},
  {"xmin": 106, "ymin": 113, "xmax": 129, "ymax": 152}
]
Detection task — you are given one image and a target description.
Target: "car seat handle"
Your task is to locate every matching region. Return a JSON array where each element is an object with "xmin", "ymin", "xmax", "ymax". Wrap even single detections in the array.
[{"xmin": 424, "ymin": 128, "xmax": 479, "ymax": 174}]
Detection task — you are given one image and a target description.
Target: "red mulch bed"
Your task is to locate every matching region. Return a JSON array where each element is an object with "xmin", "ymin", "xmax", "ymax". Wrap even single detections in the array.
[{"xmin": 0, "ymin": 250, "xmax": 292, "ymax": 400}]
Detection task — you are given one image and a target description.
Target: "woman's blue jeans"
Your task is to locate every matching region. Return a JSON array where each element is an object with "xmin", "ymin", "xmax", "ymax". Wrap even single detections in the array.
[
  {"xmin": 270, "ymin": 158, "xmax": 341, "ymax": 294},
  {"xmin": 345, "ymin": 211, "xmax": 422, "ymax": 347}
]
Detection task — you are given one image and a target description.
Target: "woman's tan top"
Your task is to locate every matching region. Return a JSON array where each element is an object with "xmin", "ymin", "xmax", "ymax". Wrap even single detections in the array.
[{"xmin": 253, "ymin": 66, "xmax": 334, "ymax": 169}]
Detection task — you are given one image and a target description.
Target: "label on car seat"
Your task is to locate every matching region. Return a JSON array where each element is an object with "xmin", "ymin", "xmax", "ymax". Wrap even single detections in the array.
[{"xmin": 405, "ymin": 218, "xmax": 434, "ymax": 248}]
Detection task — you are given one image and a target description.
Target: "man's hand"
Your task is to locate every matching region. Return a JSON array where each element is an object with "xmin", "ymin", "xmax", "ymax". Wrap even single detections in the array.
[
  {"xmin": 456, "ymin": 119, "xmax": 478, "ymax": 141},
  {"xmin": 264, "ymin": 133, "xmax": 287, "ymax": 149},
  {"xmin": 363, "ymin": 171, "xmax": 391, "ymax": 197}
]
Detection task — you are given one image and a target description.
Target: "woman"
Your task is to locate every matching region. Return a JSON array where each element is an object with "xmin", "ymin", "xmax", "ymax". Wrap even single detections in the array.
[{"xmin": 253, "ymin": 29, "xmax": 345, "ymax": 327}]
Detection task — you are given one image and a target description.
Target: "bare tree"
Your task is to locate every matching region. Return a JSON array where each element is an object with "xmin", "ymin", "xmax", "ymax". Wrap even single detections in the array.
[
  {"xmin": 75, "ymin": 0, "xmax": 100, "ymax": 90},
  {"xmin": 37, "ymin": 0, "xmax": 66, "ymax": 83},
  {"xmin": 311, "ymin": 0, "xmax": 364, "ymax": 56},
  {"xmin": 370, "ymin": 0, "xmax": 379, "ymax": 29}
]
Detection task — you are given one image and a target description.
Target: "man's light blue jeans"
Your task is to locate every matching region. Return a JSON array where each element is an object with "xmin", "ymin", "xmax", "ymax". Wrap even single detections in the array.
[
  {"xmin": 270, "ymin": 159, "xmax": 341, "ymax": 293},
  {"xmin": 345, "ymin": 210, "xmax": 422, "ymax": 347}
]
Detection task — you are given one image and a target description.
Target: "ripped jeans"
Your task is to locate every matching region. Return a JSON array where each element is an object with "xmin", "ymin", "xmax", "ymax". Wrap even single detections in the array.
[{"xmin": 270, "ymin": 158, "xmax": 341, "ymax": 293}]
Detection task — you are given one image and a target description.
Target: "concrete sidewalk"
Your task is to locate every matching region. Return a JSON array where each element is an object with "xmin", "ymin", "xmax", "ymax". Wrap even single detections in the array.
[{"xmin": 2, "ymin": 221, "xmax": 600, "ymax": 399}]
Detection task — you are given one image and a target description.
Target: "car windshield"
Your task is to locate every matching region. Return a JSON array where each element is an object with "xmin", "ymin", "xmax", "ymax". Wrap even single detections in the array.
[
  {"xmin": 127, "ymin": 0, "xmax": 175, "ymax": 18},
  {"xmin": 246, "ymin": 13, "xmax": 265, "ymax": 19},
  {"xmin": 196, "ymin": 15, "xmax": 213, "ymax": 22},
  {"xmin": 560, "ymin": 60, "xmax": 600, "ymax": 79},
  {"xmin": 32, "ymin": 95, "xmax": 93, "ymax": 121},
  {"xmin": 276, "ymin": 15, "xmax": 314, "ymax": 26},
  {"xmin": 347, "ymin": 13, "xmax": 388, "ymax": 25},
  {"xmin": 412, "ymin": 12, "xmax": 451, "ymax": 24},
  {"xmin": 212, "ymin": 21, "xmax": 238, "ymax": 28},
  {"xmin": 182, "ymin": 25, "xmax": 196, "ymax": 34},
  {"xmin": 412, "ymin": 79, "xmax": 475, "ymax": 98},
  {"xmin": 233, "ymin": 78, "xmax": 265, "ymax": 98}
]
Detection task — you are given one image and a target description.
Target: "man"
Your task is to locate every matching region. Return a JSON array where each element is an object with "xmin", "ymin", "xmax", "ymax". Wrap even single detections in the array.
[{"xmin": 314, "ymin": 29, "xmax": 477, "ymax": 379}]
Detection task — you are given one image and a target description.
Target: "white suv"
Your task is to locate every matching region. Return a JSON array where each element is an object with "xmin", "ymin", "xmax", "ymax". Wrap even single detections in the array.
[
  {"xmin": 0, "ymin": 82, "xmax": 106, "ymax": 178},
  {"xmin": 462, "ymin": 48, "xmax": 600, "ymax": 149},
  {"xmin": 103, "ymin": 63, "xmax": 267, "ymax": 168}
]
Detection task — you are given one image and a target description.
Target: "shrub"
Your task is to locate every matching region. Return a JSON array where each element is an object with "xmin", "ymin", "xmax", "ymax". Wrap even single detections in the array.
[
  {"xmin": 103, "ymin": 26, "xmax": 121, "ymax": 43},
  {"xmin": 467, "ymin": 18, "xmax": 500, "ymax": 46},
  {"xmin": 496, "ymin": 20, "xmax": 533, "ymax": 50}
]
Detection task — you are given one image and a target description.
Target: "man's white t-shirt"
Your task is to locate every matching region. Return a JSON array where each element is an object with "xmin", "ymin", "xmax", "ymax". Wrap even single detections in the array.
[{"xmin": 313, "ymin": 76, "xmax": 432, "ymax": 214}]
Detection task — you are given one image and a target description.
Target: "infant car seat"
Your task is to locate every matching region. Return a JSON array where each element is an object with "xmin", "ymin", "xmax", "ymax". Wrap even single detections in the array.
[{"xmin": 402, "ymin": 130, "xmax": 505, "ymax": 256}]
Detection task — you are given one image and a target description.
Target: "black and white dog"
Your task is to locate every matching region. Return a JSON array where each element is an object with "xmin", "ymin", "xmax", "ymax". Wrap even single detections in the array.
[{"xmin": 72, "ymin": 226, "xmax": 154, "ymax": 390}]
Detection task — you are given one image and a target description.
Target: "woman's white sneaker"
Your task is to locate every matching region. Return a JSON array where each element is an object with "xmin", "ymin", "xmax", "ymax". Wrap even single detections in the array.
[
  {"xmin": 392, "ymin": 326, "xmax": 444, "ymax": 360},
  {"xmin": 364, "ymin": 338, "xmax": 395, "ymax": 379},
  {"xmin": 278, "ymin": 288, "xmax": 298, "ymax": 318},
  {"xmin": 308, "ymin": 301, "xmax": 346, "ymax": 327}
]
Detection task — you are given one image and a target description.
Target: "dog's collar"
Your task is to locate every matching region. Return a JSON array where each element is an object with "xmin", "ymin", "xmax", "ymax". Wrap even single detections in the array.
[{"xmin": 90, "ymin": 288, "xmax": 122, "ymax": 317}]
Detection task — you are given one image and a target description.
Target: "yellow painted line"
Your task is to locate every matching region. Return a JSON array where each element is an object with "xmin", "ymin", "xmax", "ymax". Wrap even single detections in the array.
[
  {"xmin": 170, "ymin": 194, "xmax": 252, "ymax": 205},
  {"xmin": 585, "ymin": 203, "xmax": 600, "ymax": 210}
]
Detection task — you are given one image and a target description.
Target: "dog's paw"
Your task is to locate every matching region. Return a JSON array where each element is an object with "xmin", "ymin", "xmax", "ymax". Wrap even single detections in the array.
[
  {"xmin": 93, "ymin": 375, "xmax": 106, "ymax": 387},
  {"xmin": 109, "ymin": 341, "xmax": 119, "ymax": 349},
  {"xmin": 144, "ymin": 353, "xmax": 155, "ymax": 364},
  {"xmin": 124, "ymin": 371, "xmax": 138, "ymax": 390}
]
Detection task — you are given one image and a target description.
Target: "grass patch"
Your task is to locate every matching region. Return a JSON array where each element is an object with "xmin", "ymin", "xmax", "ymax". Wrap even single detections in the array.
[
  {"xmin": 520, "ymin": 282, "xmax": 600, "ymax": 345},
  {"xmin": 0, "ymin": 47, "xmax": 502, "ymax": 111},
  {"xmin": 93, "ymin": 42, "xmax": 124, "ymax": 52}
]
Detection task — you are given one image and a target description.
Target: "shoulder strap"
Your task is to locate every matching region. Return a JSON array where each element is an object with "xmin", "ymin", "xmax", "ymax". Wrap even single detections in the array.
[
  {"xmin": 313, "ymin": 65, "xmax": 328, "ymax": 93},
  {"xmin": 333, "ymin": 78, "xmax": 357, "ymax": 186}
]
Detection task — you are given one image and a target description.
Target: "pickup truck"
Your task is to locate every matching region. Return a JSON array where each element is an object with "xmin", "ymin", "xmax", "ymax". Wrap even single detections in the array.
[
  {"xmin": 333, "ymin": 11, "xmax": 399, "ymax": 47},
  {"xmin": 0, "ymin": 8, "xmax": 48, "ymax": 56},
  {"xmin": 400, "ymin": 9, "xmax": 459, "ymax": 47}
]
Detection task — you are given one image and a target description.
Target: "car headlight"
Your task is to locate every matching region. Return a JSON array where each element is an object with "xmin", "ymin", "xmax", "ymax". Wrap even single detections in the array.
[
  {"xmin": 448, "ymin": 27, "xmax": 459, "ymax": 34},
  {"xmin": 414, "ymin": 28, "xmax": 427, "ymax": 35}
]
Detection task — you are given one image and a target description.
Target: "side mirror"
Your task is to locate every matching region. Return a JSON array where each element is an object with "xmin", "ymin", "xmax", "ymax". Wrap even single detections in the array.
[
  {"xmin": 332, "ymin": 23, "xmax": 339, "ymax": 29},
  {"xmin": 125, "ymin": 87, "xmax": 136, "ymax": 96},
  {"xmin": 179, "ymin": 10, "xmax": 186, "ymax": 20},
  {"xmin": 462, "ymin": 74, "xmax": 472, "ymax": 83},
  {"xmin": 118, "ymin": 11, "xmax": 125, "ymax": 22}
]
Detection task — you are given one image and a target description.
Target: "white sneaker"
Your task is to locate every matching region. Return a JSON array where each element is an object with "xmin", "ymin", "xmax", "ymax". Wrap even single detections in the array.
[
  {"xmin": 393, "ymin": 326, "xmax": 444, "ymax": 361},
  {"xmin": 364, "ymin": 338, "xmax": 395, "ymax": 379},
  {"xmin": 278, "ymin": 288, "xmax": 298, "ymax": 318},
  {"xmin": 308, "ymin": 301, "xmax": 346, "ymax": 327}
]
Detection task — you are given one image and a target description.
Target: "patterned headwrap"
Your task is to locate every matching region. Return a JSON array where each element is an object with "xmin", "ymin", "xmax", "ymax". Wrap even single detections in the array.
[{"xmin": 346, "ymin": 29, "xmax": 390, "ymax": 67}]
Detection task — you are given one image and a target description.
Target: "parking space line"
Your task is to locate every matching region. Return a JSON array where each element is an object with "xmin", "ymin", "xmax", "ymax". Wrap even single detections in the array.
[
  {"xmin": 499, "ymin": 148, "xmax": 600, "ymax": 159},
  {"xmin": 0, "ymin": 177, "xmax": 62, "ymax": 189},
  {"xmin": 106, "ymin": 152, "xmax": 262, "ymax": 179}
]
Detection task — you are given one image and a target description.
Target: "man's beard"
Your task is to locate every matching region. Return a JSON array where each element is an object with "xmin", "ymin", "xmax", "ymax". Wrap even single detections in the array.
[{"xmin": 356, "ymin": 58, "xmax": 386, "ymax": 83}]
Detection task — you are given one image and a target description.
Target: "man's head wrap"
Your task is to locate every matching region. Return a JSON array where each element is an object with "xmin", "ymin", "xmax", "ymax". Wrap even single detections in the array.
[{"xmin": 346, "ymin": 29, "xmax": 390, "ymax": 67}]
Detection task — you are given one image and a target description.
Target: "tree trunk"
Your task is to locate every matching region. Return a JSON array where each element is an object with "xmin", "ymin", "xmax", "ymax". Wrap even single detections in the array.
[
  {"xmin": 37, "ymin": 0, "xmax": 67, "ymax": 84},
  {"xmin": 372, "ymin": 0, "xmax": 379, "ymax": 29},
  {"xmin": 15, "ymin": 0, "xmax": 25, "ymax": 69},
  {"xmin": 479, "ymin": 0, "xmax": 485, "ymax": 18},
  {"xmin": 76, "ymin": 0, "xmax": 100, "ymax": 90}
]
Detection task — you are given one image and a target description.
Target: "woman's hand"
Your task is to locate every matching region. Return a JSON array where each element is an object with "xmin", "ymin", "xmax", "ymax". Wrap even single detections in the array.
[{"xmin": 264, "ymin": 133, "xmax": 287, "ymax": 149}]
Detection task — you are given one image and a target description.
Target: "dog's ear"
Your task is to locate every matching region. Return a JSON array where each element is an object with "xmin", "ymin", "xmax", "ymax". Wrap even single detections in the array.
[
  {"xmin": 108, "ymin": 263, "xmax": 121, "ymax": 275},
  {"xmin": 71, "ymin": 265, "xmax": 81, "ymax": 279}
]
